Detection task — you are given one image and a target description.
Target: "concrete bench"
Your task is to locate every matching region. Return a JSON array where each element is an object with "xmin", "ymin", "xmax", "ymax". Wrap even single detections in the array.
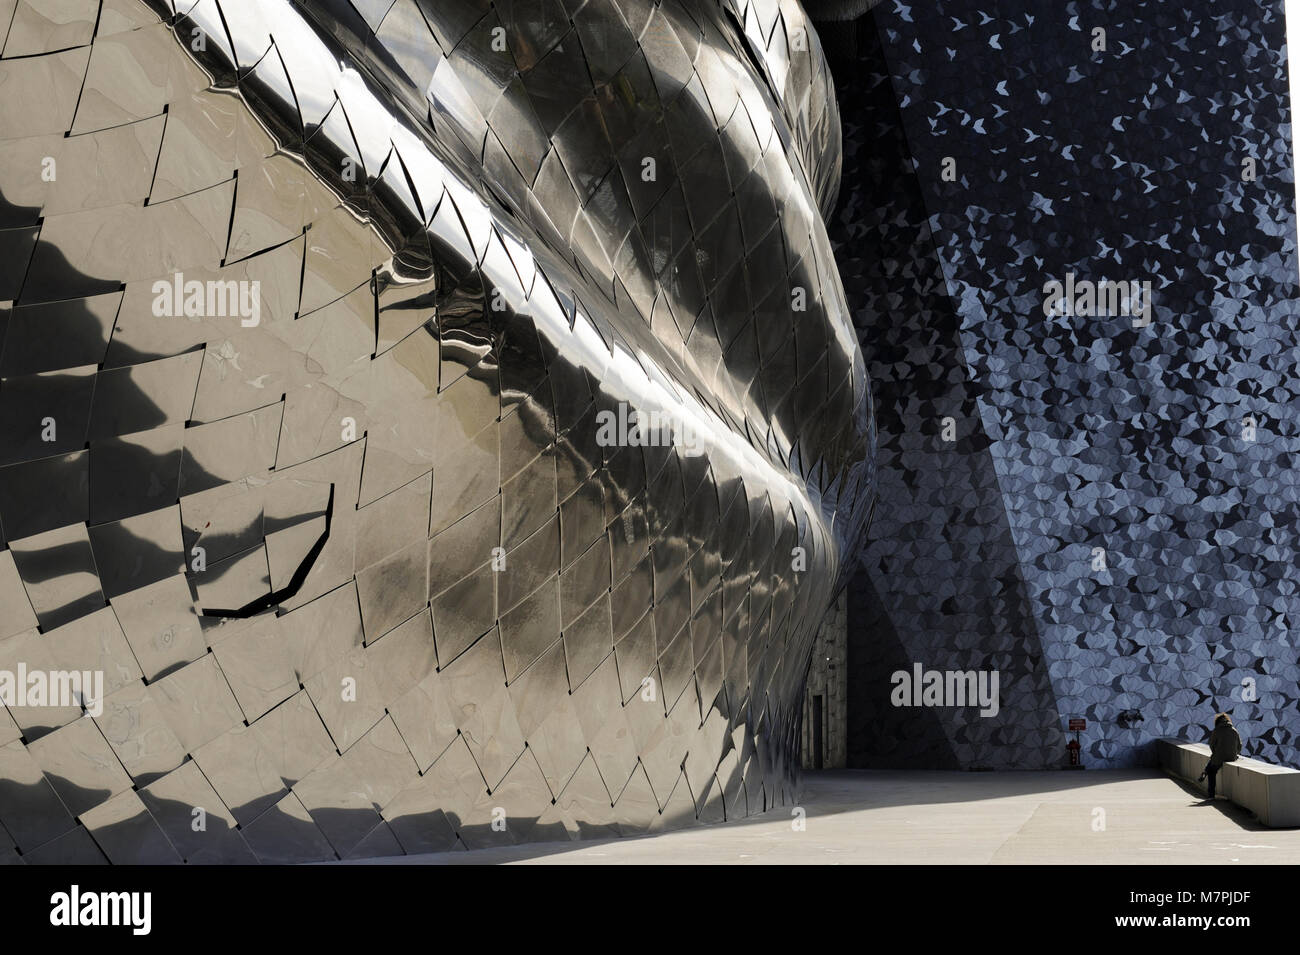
[{"xmin": 1157, "ymin": 737, "xmax": 1300, "ymax": 827}]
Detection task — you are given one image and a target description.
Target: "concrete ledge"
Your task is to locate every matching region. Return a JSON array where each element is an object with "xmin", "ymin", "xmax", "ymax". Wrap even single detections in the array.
[{"xmin": 1157, "ymin": 738, "xmax": 1300, "ymax": 827}]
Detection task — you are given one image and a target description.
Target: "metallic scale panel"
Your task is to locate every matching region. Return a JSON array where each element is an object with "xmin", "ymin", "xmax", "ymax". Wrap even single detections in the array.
[{"xmin": 0, "ymin": 0, "xmax": 873, "ymax": 862}]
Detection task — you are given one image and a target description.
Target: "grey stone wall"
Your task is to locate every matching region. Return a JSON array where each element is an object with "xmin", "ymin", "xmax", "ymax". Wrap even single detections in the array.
[{"xmin": 801, "ymin": 589, "xmax": 848, "ymax": 769}]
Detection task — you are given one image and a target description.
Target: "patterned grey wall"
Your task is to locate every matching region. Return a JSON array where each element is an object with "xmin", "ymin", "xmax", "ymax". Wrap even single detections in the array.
[{"xmin": 829, "ymin": 0, "xmax": 1300, "ymax": 770}]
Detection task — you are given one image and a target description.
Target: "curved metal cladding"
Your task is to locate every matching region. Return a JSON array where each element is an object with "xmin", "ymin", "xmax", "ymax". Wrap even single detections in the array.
[{"xmin": 0, "ymin": 0, "xmax": 873, "ymax": 862}]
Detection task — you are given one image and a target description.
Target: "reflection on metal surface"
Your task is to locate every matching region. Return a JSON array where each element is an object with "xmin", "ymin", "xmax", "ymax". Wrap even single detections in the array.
[{"xmin": 0, "ymin": 0, "xmax": 873, "ymax": 862}]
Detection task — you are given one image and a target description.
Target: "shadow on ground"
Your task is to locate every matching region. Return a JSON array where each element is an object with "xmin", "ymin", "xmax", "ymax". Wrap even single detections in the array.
[{"xmin": 337, "ymin": 768, "xmax": 1283, "ymax": 864}]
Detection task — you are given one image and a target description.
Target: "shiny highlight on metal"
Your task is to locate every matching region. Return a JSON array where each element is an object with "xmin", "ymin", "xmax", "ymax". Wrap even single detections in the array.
[{"xmin": 0, "ymin": 0, "xmax": 873, "ymax": 862}]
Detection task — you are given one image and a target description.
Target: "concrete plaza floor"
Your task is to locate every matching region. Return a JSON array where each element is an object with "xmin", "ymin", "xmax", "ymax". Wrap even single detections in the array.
[{"xmin": 372, "ymin": 769, "xmax": 1300, "ymax": 864}]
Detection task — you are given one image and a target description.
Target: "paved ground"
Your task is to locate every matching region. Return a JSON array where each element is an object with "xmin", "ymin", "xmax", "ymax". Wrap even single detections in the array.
[{"xmin": 360, "ymin": 769, "xmax": 1300, "ymax": 864}]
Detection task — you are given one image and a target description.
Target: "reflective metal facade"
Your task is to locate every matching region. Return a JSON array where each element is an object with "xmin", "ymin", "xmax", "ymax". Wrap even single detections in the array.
[{"xmin": 0, "ymin": 0, "xmax": 873, "ymax": 862}]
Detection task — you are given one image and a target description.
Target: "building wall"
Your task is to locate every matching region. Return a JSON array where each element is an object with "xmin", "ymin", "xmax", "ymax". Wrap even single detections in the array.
[
  {"xmin": 801, "ymin": 589, "xmax": 848, "ymax": 769},
  {"xmin": 0, "ymin": 0, "xmax": 873, "ymax": 863},
  {"xmin": 823, "ymin": 0, "xmax": 1300, "ymax": 771}
]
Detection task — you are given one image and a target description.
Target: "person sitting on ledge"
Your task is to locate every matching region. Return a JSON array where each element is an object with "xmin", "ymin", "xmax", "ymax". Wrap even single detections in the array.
[{"xmin": 1196, "ymin": 713, "xmax": 1242, "ymax": 799}]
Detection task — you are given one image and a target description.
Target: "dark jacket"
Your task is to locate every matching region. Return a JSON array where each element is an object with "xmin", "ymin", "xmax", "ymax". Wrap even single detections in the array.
[{"xmin": 1208, "ymin": 722, "xmax": 1241, "ymax": 769}]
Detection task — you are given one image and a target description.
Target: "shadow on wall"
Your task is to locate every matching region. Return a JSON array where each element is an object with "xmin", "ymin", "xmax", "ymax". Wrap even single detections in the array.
[
  {"xmin": 819, "ymin": 14, "xmax": 1067, "ymax": 770},
  {"xmin": 827, "ymin": 0, "xmax": 1300, "ymax": 773},
  {"xmin": 0, "ymin": 214, "xmax": 225, "ymax": 631}
]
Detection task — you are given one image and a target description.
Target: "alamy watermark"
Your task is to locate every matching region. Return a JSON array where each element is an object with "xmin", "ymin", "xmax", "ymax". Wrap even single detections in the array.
[
  {"xmin": 1043, "ymin": 273, "xmax": 1152, "ymax": 328},
  {"xmin": 50, "ymin": 885, "xmax": 151, "ymax": 935},
  {"xmin": 595, "ymin": 402, "xmax": 703, "ymax": 453},
  {"xmin": 0, "ymin": 665, "xmax": 103, "ymax": 717},
  {"xmin": 890, "ymin": 662, "xmax": 1000, "ymax": 717},
  {"xmin": 152, "ymin": 272, "xmax": 261, "ymax": 326}
]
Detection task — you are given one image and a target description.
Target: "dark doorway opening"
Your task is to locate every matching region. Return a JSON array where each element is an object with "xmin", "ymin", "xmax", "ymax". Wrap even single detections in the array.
[{"xmin": 812, "ymin": 694, "xmax": 825, "ymax": 769}]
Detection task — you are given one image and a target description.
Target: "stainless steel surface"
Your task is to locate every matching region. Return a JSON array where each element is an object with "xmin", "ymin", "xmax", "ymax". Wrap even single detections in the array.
[{"xmin": 0, "ymin": 0, "xmax": 874, "ymax": 861}]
